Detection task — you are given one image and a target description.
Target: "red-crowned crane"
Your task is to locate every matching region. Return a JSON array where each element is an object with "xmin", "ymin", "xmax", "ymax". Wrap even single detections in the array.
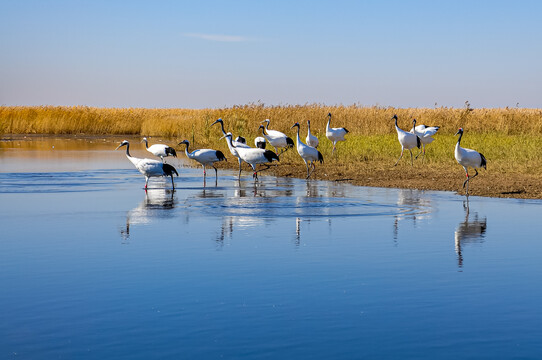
[
  {"xmin": 116, "ymin": 140, "xmax": 178, "ymax": 190},
  {"xmin": 221, "ymin": 133, "xmax": 279, "ymax": 179},
  {"xmin": 454, "ymin": 128, "xmax": 487, "ymax": 197},
  {"xmin": 178, "ymin": 140, "xmax": 226, "ymax": 180},
  {"xmin": 211, "ymin": 118, "xmax": 250, "ymax": 176},
  {"xmin": 260, "ymin": 119, "xmax": 294, "ymax": 156},
  {"xmin": 141, "ymin": 137, "xmax": 177, "ymax": 162},
  {"xmin": 325, "ymin": 113, "xmax": 348, "ymax": 154},
  {"xmin": 306, "ymin": 120, "xmax": 319, "ymax": 148},
  {"xmin": 410, "ymin": 119, "xmax": 440, "ymax": 162},
  {"xmin": 393, "ymin": 114, "xmax": 421, "ymax": 166},
  {"xmin": 291, "ymin": 122, "xmax": 324, "ymax": 179}
]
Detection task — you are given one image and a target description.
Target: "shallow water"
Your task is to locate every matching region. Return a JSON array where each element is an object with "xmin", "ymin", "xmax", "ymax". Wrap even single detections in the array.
[{"xmin": 1, "ymin": 137, "xmax": 542, "ymax": 359}]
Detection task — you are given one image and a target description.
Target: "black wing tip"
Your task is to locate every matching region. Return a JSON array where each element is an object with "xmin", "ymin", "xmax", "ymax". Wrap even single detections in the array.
[
  {"xmin": 479, "ymin": 152, "xmax": 487, "ymax": 169},
  {"xmin": 167, "ymin": 147, "xmax": 177, "ymax": 157},
  {"xmin": 162, "ymin": 163, "xmax": 179, "ymax": 177},
  {"xmin": 286, "ymin": 137, "xmax": 294, "ymax": 147},
  {"xmin": 216, "ymin": 150, "xmax": 227, "ymax": 161},
  {"xmin": 264, "ymin": 150, "xmax": 280, "ymax": 162},
  {"xmin": 416, "ymin": 136, "xmax": 422, "ymax": 149},
  {"xmin": 343, "ymin": 128, "xmax": 349, "ymax": 133},
  {"xmin": 317, "ymin": 151, "xmax": 324, "ymax": 163}
]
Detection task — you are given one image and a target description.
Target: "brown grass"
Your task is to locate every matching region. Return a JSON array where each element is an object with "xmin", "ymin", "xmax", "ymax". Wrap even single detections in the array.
[{"xmin": 2, "ymin": 104, "xmax": 542, "ymax": 198}]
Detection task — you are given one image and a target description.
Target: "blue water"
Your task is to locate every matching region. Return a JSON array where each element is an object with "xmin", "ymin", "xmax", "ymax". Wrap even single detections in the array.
[{"xmin": 1, "ymin": 141, "xmax": 542, "ymax": 359}]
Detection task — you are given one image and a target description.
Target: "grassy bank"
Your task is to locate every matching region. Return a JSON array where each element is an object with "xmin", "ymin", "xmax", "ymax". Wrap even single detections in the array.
[{"xmin": 2, "ymin": 105, "xmax": 542, "ymax": 198}]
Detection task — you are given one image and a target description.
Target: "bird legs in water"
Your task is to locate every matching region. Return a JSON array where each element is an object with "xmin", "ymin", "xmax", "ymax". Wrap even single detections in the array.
[
  {"xmin": 462, "ymin": 167, "xmax": 479, "ymax": 196},
  {"xmin": 394, "ymin": 149, "xmax": 414, "ymax": 166},
  {"xmin": 144, "ymin": 176, "xmax": 176, "ymax": 191},
  {"xmin": 252, "ymin": 164, "xmax": 277, "ymax": 179},
  {"xmin": 304, "ymin": 161, "xmax": 317, "ymax": 179},
  {"xmin": 237, "ymin": 158, "xmax": 243, "ymax": 178}
]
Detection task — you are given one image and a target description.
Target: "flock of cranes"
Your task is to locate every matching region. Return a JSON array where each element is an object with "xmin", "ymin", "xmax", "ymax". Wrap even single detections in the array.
[{"xmin": 116, "ymin": 113, "xmax": 487, "ymax": 197}]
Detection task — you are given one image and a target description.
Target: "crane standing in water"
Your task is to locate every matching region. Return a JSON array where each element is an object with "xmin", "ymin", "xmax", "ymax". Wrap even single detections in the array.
[{"xmin": 116, "ymin": 140, "xmax": 178, "ymax": 190}]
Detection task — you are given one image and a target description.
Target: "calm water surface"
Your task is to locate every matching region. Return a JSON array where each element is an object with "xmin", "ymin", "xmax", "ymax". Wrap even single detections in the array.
[{"xmin": 1, "ymin": 137, "xmax": 542, "ymax": 359}]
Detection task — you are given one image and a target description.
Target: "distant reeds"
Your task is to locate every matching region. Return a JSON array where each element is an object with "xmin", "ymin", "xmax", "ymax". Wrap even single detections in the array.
[
  {"xmin": 2, "ymin": 104, "xmax": 541, "ymax": 137},
  {"xmin": 2, "ymin": 104, "xmax": 542, "ymax": 174}
]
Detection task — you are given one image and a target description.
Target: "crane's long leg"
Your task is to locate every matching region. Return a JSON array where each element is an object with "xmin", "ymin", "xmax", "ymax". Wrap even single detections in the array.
[
  {"xmin": 238, "ymin": 158, "xmax": 242, "ymax": 178},
  {"xmin": 304, "ymin": 160, "xmax": 309, "ymax": 178},
  {"xmin": 254, "ymin": 164, "xmax": 272, "ymax": 176},
  {"xmin": 213, "ymin": 165, "xmax": 218, "ymax": 186},
  {"xmin": 307, "ymin": 162, "xmax": 316, "ymax": 179},
  {"xmin": 409, "ymin": 149, "xmax": 414, "ymax": 166},
  {"xmin": 462, "ymin": 167, "xmax": 470, "ymax": 196},
  {"xmin": 415, "ymin": 144, "xmax": 424, "ymax": 160},
  {"xmin": 203, "ymin": 165, "xmax": 206, "ymax": 177},
  {"xmin": 171, "ymin": 175, "xmax": 175, "ymax": 190},
  {"xmin": 145, "ymin": 176, "xmax": 149, "ymax": 190},
  {"xmin": 394, "ymin": 149, "xmax": 404, "ymax": 166}
]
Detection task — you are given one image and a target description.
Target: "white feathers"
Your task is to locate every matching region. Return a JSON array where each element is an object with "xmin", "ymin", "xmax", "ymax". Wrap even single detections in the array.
[
  {"xmin": 454, "ymin": 128, "xmax": 487, "ymax": 196},
  {"xmin": 116, "ymin": 140, "xmax": 178, "ymax": 189},
  {"xmin": 325, "ymin": 113, "xmax": 348, "ymax": 153},
  {"xmin": 306, "ymin": 120, "xmax": 319, "ymax": 148},
  {"xmin": 393, "ymin": 115, "xmax": 421, "ymax": 166},
  {"xmin": 142, "ymin": 137, "xmax": 177, "ymax": 162},
  {"xmin": 291, "ymin": 122, "xmax": 324, "ymax": 179}
]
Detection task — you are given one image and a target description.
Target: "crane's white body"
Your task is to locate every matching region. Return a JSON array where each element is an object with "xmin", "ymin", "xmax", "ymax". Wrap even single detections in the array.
[
  {"xmin": 260, "ymin": 119, "xmax": 294, "ymax": 155},
  {"xmin": 211, "ymin": 118, "xmax": 250, "ymax": 176},
  {"xmin": 292, "ymin": 123, "xmax": 323, "ymax": 178},
  {"xmin": 142, "ymin": 137, "xmax": 177, "ymax": 162},
  {"xmin": 393, "ymin": 115, "xmax": 421, "ymax": 166},
  {"xmin": 306, "ymin": 120, "xmax": 319, "ymax": 148},
  {"xmin": 223, "ymin": 133, "xmax": 279, "ymax": 179},
  {"xmin": 325, "ymin": 113, "xmax": 348, "ymax": 153},
  {"xmin": 116, "ymin": 140, "xmax": 178, "ymax": 189},
  {"xmin": 410, "ymin": 120, "xmax": 440, "ymax": 161},
  {"xmin": 454, "ymin": 128, "xmax": 487, "ymax": 196},
  {"xmin": 179, "ymin": 140, "xmax": 226, "ymax": 179}
]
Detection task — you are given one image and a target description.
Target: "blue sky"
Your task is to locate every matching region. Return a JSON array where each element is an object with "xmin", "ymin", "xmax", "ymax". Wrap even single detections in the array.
[{"xmin": 1, "ymin": 0, "xmax": 541, "ymax": 108}]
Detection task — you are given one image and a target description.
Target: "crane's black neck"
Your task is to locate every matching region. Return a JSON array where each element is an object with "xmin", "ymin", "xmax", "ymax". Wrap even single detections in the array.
[
  {"xmin": 260, "ymin": 125, "xmax": 267, "ymax": 136},
  {"xmin": 457, "ymin": 132, "xmax": 463, "ymax": 145},
  {"xmin": 143, "ymin": 138, "xmax": 149, "ymax": 149},
  {"xmin": 218, "ymin": 121, "xmax": 226, "ymax": 135},
  {"xmin": 124, "ymin": 143, "xmax": 131, "ymax": 157}
]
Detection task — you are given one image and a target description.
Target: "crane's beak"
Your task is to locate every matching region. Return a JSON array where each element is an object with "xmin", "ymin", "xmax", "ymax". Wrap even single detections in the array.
[
  {"xmin": 210, "ymin": 120, "xmax": 219, "ymax": 126},
  {"xmin": 115, "ymin": 144, "xmax": 123, "ymax": 150}
]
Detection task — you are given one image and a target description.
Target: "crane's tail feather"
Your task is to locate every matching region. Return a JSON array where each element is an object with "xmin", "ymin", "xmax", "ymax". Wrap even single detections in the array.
[
  {"xmin": 264, "ymin": 150, "xmax": 280, "ymax": 162},
  {"xmin": 216, "ymin": 150, "xmax": 227, "ymax": 162},
  {"xmin": 286, "ymin": 137, "xmax": 295, "ymax": 148},
  {"xmin": 166, "ymin": 147, "xmax": 177, "ymax": 157},
  {"xmin": 162, "ymin": 163, "xmax": 179, "ymax": 177},
  {"xmin": 317, "ymin": 151, "xmax": 324, "ymax": 163},
  {"xmin": 479, "ymin": 152, "xmax": 487, "ymax": 169}
]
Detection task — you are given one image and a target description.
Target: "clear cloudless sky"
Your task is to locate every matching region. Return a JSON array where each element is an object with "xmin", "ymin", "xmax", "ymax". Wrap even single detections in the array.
[{"xmin": 1, "ymin": 0, "xmax": 541, "ymax": 109}]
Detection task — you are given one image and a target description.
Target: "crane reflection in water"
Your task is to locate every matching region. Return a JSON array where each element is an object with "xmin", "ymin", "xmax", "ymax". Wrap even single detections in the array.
[
  {"xmin": 120, "ymin": 188, "xmax": 176, "ymax": 243},
  {"xmin": 454, "ymin": 200, "xmax": 487, "ymax": 268}
]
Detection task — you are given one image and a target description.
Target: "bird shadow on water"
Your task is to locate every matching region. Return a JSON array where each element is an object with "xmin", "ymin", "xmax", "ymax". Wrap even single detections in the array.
[
  {"xmin": 454, "ymin": 199, "xmax": 487, "ymax": 269},
  {"xmin": 120, "ymin": 188, "xmax": 176, "ymax": 243}
]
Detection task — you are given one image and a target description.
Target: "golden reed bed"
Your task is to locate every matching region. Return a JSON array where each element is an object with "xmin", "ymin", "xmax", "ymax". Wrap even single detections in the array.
[{"xmin": 1, "ymin": 105, "xmax": 542, "ymax": 198}]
